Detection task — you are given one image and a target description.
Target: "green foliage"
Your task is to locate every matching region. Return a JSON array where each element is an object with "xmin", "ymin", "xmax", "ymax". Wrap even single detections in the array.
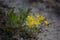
[
  {"xmin": 19, "ymin": 8, "xmax": 32, "ymax": 18},
  {"xmin": 8, "ymin": 9, "xmax": 18, "ymax": 24},
  {"xmin": 26, "ymin": 8, "xmax": 32, "ymax": 14},
  {"xmin": 7, "ymin": 7, "xmax": 48, "ymax": 39},
  {"xmin": 18, "ymin": 8, "xmax": 32, "ymax": 25}
]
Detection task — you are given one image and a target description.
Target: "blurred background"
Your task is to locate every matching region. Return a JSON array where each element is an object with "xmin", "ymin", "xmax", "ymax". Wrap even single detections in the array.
[{"xmin": 0, "ymin": 0, "xmax": 60, "ymax": 40}]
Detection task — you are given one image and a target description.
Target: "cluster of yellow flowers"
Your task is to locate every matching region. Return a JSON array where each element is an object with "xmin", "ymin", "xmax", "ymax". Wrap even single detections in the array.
[
  {"xmin": 26, "ymin": 15, "xmax": 35, "ymax": 27},
  {"xmin": 26, "ymin": 14, "xmax": 48, "ymax": 27}
]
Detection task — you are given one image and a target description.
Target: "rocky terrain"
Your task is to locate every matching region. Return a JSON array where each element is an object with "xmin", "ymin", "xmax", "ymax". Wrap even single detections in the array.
[{"xmin": 0, "ymin": 0, "xmax": 60, "ymax": 40}]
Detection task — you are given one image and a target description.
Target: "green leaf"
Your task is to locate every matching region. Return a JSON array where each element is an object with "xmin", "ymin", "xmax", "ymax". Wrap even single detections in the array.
[
  {"xmin": 19, "ymin": 8, "xmax": 26, "ymax": 18},
  {"xmin": 31, "ymin": 27, "xmax": 38, "ymax": 32},
  {"xmin": 26, "ymin": 8, "xmax": 32, "ymax": 14},
  {"xmin": 8, "ymin": 9, "xmax": 18, "ymax": 23},
  {"xmin": 19, "ymin": 8, "xmax": 24, "ymax": 15},
  {"xmin": 17, "ymin": 20, "xmax": 24, "ymax": 25}
]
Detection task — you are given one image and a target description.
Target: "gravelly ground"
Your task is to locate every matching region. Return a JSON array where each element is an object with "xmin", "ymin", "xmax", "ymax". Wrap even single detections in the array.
[
  {"xmin": 32, "ymin": 7, "xmax": 60, "ymax": 40},
  {"xmin": 0, "ymin": 0, "xmax": 60, "ymax": 40}
]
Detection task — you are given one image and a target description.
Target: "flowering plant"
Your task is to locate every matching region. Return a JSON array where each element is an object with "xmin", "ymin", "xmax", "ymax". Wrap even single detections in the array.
[{"xmin": 7, "ymin": 8, "xmax": 49, "ymax": 39}]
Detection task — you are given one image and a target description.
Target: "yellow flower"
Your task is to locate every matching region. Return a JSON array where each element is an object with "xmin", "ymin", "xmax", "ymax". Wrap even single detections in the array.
[
  {"xmin": 35, "ymin": 19, "xmax": 40, "ymax": 25},
  {"xmin": 40, "ymin": 16, "xmax": 45, "ymax": 20},
  {"xmin": 26, "ymin": 15, "xmax": 34, "ymax": 21},
  {"xmin": 35, "ymin": 14, "xmax": 45, "ymax": 20},
  {"xmin": 26, "ymin": 15, "xmax": 34, "ymax": 27},
  {"xmin": 27, "ymin": 21, "xmax": 34, "ymax": 27},
  {"xmin": 44, "ymin": 20, "xmax": 49, "ymax": 25},
  {"xmin": 26, "ymin": 14, "xmax": 48, "ymax": 27},
  {"xmin": 35, "ymin": 14, "xmax": 41, "ymax": 18}
]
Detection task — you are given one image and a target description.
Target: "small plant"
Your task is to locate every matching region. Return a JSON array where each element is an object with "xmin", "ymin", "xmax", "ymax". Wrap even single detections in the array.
[{"xmin": 7, "ymin": 8, "xmax": 49, "ymax": 39}]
